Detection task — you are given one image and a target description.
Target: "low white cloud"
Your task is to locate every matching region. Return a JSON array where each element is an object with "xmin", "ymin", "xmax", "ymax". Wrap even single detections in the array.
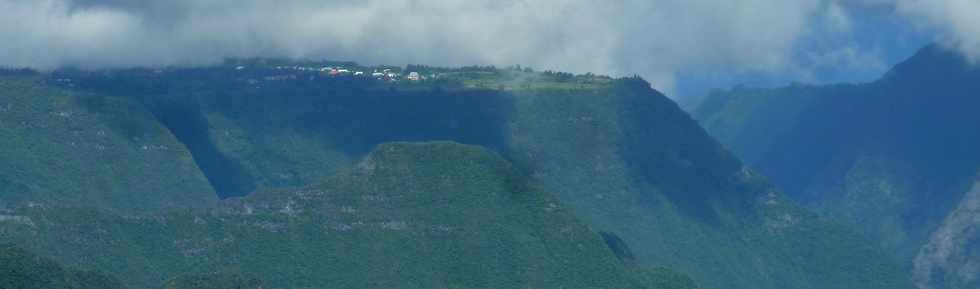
[
  {"xmin": 0, "ymin": 0, "xmax": 972, "ymax": 95},
  {"xmin": 892, "ymin": 0, "xmax": 980, "ymax": 61},
  {"xmin": 825, "ymin": 2, "xmax": 854, "ymax": 33}
]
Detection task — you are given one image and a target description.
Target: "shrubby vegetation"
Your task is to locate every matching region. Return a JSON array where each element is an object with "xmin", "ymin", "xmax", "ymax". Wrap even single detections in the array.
[
  {"xmin": 1, "ymin": 142, "xmax": 698, "ymax": 289},
  {"xmin": 0, "ymin": 244, "xmax": 127, "ymax": 289},
  {"xmin": 163, "ymin": 271, "xmax": 265, "ymax": 289},
  {"xmin": 0, "ymin": 76, "xmax": 216, "ymax": 213}
]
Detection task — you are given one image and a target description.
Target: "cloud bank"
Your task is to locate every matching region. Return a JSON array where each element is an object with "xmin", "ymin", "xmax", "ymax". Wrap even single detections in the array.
[
  {"xmin": 892, "ymin": 0, "xmax": 980, "ymax": 61},
  {"xmin": 0, "ymin": 0, "xmax": 976, "ymax": 95}
]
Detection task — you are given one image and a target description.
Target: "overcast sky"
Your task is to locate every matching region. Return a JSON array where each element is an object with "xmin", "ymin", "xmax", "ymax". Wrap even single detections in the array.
[{"xmin": 1, "ymin": 0, "xmax": 977, "ymax": 97}]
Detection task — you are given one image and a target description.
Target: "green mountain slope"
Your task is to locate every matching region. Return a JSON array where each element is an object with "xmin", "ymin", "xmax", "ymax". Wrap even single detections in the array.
[
  {"xmin": 505, "ymin": 79, "xmax": 909, "ymax": 289},
  {"xmin": 0, "ymin": 243, "xmax": 127, "ymax": 289},
  {"xmin": 916, "ymin": 176, "xmax": 980, "ymax": 289},
  {"xmin": 0, "ymin": 65, "xmax": 910, "ymax": 289},
  {"xmin": 0, "ymin": 74, "xmax": 217, "ymax": 213},
  {"xmin": 0, "ymin": 141, "xmax": 696, "ymax": 289},
  {"xmin": 691, "ymin": 44, "xmax": 980, "ymax": 289},
  {"xmin": 162, "ymin": 271, "xmax": 266, "ymax": 289}
]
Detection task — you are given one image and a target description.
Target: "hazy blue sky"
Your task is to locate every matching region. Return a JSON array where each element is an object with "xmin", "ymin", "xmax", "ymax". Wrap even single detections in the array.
[{"xmin": 1, "ymin": 0, "xmax": 976, "ymax": 97}]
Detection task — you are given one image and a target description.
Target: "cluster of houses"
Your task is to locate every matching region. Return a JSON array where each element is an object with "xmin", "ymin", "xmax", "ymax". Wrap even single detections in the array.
[
  {"xmin": 262, "ymin": 65, "xmax": 427, "ymax": 82},
  {"xmin": 50, "ymin": 78, "xmax": 76, "ymax": 88}
]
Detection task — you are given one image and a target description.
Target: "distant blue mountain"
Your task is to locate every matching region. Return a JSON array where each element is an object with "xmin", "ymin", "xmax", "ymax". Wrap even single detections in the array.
[{"xmin": 692, "ymin": 44, "xmax": 980, "ymax": 289}]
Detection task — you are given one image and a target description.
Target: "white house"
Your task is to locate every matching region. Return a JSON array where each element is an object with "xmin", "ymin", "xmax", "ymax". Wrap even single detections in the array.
[{"xmin": 407, "ymin": 72, "xmax": 421, "ymax": 81}]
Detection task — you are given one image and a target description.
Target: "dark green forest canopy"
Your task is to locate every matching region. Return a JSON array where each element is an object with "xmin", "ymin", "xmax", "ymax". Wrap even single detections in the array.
[
  {"xmin": 0, "ymin": 244, "xmax": 127, "ymax": 289},
  {"xmin": 162, "ymin": 271, "xmax": 266, "ymax": 289}
]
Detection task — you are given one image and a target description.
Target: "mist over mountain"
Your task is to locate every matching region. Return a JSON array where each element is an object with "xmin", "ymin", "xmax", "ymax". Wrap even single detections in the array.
[{"xmin": 2, "ymin": 0, "xmax": 976, "ymax": 97}]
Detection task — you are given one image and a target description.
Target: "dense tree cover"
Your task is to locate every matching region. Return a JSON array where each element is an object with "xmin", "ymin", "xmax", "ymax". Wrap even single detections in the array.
[
  {"xmin": 1, "ymin": 142, "xmax": 696, "ymax": 289},
  {"xmin": 163, "ymin": 271, "xmax": 266, "ymax": 289},
  {"xmin": 0, "ymin": 244, "xmax": 127, "ymax": 289},
  {"xmin": 0, "ymin": 76, "xmax": 216, "ymax": 213},
  {"xmin": 0, "ymin": 243, "xmax": 274, "ymax": 289}
]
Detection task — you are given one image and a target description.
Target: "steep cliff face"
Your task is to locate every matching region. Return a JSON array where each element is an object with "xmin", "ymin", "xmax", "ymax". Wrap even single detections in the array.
[
  {"xmin": 0, "ymin": 66, "xmax": 910, "ymax": 289},
  {"xmin": 692, "ymin": 45, "xmax": 980, "ymax": 288}
]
